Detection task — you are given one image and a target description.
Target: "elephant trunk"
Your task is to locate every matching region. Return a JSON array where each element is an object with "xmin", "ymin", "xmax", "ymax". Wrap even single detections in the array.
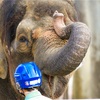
[
  {"xmin": 42, "ymin": 23, "xmax": 91, "ymax": 76},
  {"xmin": 44, "ymin": 22, "xmax": 90, "ymax": 76},
  {"xmin": 53, "ymin": 10, "xmax": 73, "ymax": 39},
  {"xmin": 34, "ymin": 12, "xmax": 91, "ymax": 76}
]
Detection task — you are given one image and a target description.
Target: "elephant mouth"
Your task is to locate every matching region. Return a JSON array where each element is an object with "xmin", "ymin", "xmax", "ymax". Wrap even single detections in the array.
[{"xmin": 39, "ymin": 73, "xmax": 69, "ymax": 98}]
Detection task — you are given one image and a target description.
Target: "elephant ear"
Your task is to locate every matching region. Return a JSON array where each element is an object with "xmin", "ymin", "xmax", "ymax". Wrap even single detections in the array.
[
  {"xmin": 0, "ymin": 40, "xmax": 8, "ymax": 79},
  {"xmin": 0, "ymin": 0, "xmax": 26, "ymax": 79}
]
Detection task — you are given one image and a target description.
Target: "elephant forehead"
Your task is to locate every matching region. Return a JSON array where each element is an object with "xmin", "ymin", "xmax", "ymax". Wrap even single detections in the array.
[
  {"xmin": 17, "ymin": 19, "xmax": 35, "ymax": 32},
  {"xmin": 25, "ymin": 0, "xmax": 70, "ymax": 19}
]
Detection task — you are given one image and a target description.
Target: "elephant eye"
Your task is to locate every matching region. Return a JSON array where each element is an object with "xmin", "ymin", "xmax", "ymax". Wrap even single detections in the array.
[{"xmin": 19, "ymin": 36, "xmax": 28, "ymax": 42}]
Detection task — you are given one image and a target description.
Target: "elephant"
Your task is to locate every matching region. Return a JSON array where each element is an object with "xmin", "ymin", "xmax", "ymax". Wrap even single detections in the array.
[{"xmin": 0, "ymin": 0, "xmax": 91, "ymax": 99}]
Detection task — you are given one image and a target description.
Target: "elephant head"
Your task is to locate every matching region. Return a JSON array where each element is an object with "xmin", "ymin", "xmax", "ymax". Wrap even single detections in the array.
[{"xmin": 0, "ymin": 0, "xmax": 91, "ymax": 99}]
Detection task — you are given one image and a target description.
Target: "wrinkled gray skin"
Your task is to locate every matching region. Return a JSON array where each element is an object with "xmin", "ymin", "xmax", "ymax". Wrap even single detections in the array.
[{"xmin": 0, "ymin": 0, "xmax": 91, "ymax": 99}]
